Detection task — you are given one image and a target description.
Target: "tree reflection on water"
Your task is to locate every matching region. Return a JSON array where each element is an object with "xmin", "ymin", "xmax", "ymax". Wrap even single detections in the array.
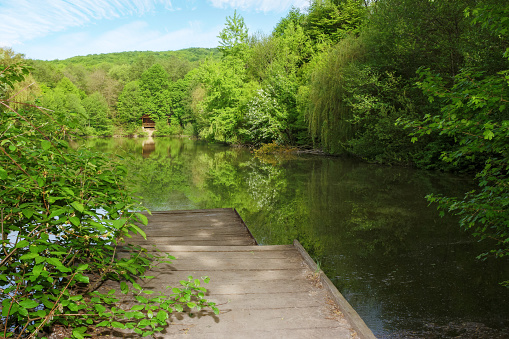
[{"xmin": 82, "ymin": 137, "xmax": 509, "ymax": 338}]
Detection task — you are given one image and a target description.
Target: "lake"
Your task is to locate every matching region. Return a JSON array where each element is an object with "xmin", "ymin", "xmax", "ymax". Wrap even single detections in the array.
[{"xmin": 81, "ymin": 136, "xmax": 509, "ymax": 338}]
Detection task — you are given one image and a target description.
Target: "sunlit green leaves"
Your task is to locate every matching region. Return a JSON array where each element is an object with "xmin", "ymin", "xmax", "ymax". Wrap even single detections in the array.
[
  {"xmin": 41, "ymin": 140, "xmax": 51, "ymax": 150},
  {"xmin": 19, "ymin": 299, "xmax": 39, "ymax": 309},
  {"xmin": 71, "ymin": 201, "xmax": 84, "ymax": 213},
  {"xmin": 402, "ymin": 6, "xmax": 509, "ymax": 267}
]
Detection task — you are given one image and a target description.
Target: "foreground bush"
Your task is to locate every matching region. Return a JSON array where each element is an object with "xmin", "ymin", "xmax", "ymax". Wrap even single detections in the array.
[{"xmin": 0, "ymin": 63, "xmax": 218, "ymax": 338}]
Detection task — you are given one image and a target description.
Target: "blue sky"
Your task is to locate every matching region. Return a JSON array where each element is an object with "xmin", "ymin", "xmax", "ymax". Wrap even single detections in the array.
[{"xmin": 0, "ymin": 0, "xmax": 309, "ymax": 61}]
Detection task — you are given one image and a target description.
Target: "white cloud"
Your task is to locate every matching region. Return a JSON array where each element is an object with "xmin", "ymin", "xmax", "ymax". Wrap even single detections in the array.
[
  {"xmin": 0, "ymin": 0, "xmax": 176, "ymax": 47},
  {"xmin": 207, "ymin": 0, "xmax": 308, "ymax": 12},
  {"xmin": 0, "ymin": 0, "xmax": 303, "ymax": 59},
  {"xmin": 25, "ymin": 20, "xmax": 219, "ymax": 60}
]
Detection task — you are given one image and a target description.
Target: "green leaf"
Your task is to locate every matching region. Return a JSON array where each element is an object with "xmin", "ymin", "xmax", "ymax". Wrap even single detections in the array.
[
  {"xmin": 20, "ymin": 252, "xmax": 39, "ymax": 261},
  {"xmin": 120, "ymin": 281, "xmax": 129, "ymax": 294},
  {"xmin": 3, "ymin": 302, "xmax": 16, "ymax": 316},
  {"xmin": 33, "ymin": 264, "xmax": 44, "ymax": 277},
  {"xmin": 75, "ymin": 273, "xmax": 89, "ymax": 283},
  {"xmin": 129, "ymin": 224, "xmax": 147, "ymax": 240},
  {"xmin": 71, "ymin": 201, "xmax": 85, "ymax": 213},
  {"xmin": 77, "ymin": 264, "xmax": 88, "ymax": 271},
  {"xmin": 69, "ymin": 216, "xmax": 80, "ymax": 226},
  {"xmin": 15, "ymin": 239, "xmax": 29, "ymax": 248},
  {"xmin": 18, "ymin": 307, "xmax": 28, "ymax": 317},
  {"xmin": 19, "ymin": 299, "xmax": 39, "ymax": 309},
  {"xmin": 136, "ymin": 213, "xmax": 149, "ymax": 226},
  {"xmin": 0, "ymin": 166, "xmax": 7, "ymax": 180},
  {"xmin": 138, "ymin": 319, "xmax": 150, "ymax": 327},
  {"xmin": 112, "ymin": 321, "xmax": 125, "ymax": 329},
  {"xmin": 22, "ymin": 208, "xmax": 34, "ymax": 219},
  {"xmin": 36, "ymin": 309, "xmax": 47, "ymax": 318},
  {"xmin": 45, "ymin": 257, "xmax": 62, "ymax": 267},
  {"xmin": 94, "ymin": 304, "xmax": 106, "ymax": 313},
  {"xmin": 112, "ymin": 218, "xmax": 127, "ymax": 229},
  {"xmin": 41, "ymin": 140, "xmax": 51, "ymax": 150},
  {"xmin": 72, "ymin": 327, "xmax": 86, "ymax": 339},
  {"xmin": 156, "ymin": 310, "xmax": 168, "ymax": 322},
  {"xmin": 483, "ymin": 129, "xmax": 495, "ymax": 140}
]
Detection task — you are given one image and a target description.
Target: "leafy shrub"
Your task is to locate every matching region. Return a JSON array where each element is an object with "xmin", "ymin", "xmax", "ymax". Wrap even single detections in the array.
[
  {"xmin": 0, "ymin": 63, "xmax": 218, "ymax": 337},
  {"xmin": 154, "ymin": 118, "xmax": 183, "ymax": 136},
  {"xmin": 182, "ymin": 122, "xmax": 196, "ymax": 136},
  {"xmin": 83, "ymin": 126, "xmax": 97, "ymax": 136}
]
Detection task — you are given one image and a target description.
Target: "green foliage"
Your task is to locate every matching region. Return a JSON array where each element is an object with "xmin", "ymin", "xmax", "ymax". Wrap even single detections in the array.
[
  {"xmin": 249, "ymin": 23, "xmax": 314, "ymax": 81},
  {"xmin": 0, "ymin": 64, "xmax": 218, "ymax": 337},
  {"xmin": 139, "ymin": 64, "xmax": 172, "ymax": 121},
  {"xmin": 217, "ymin": 10, "xmax": 249, "ymax": 59},
  {"xmin": 342, "ymin": 67, "xmax": 422, "ymax": 164},
  {"xmin": 241, "ymin": 73, "xmax": 302, "ymax": 145},
  {"xmin": 117, "ymin": 81, "xmax": 142, "ymax": 125},
  {"xmin": 28, "ymin": 49, "xmax": 219, "ymax": 132},
  {"xmin": 304, "ymin": 0, "xmax": 366, "ymax": 44},
  {"xmin": 167, "ymin": 78, "xmax": 192, "ymax": 126},
  {"xmin": 362, "ymin": 0, "xmax": 480, "ymax": 77},
  {"xmin": 403, "ymin": 64, "xmax": 509, "ymax": 260},
  {"xmin": 306, "ymin": 36, "xmax": 365, "ymax": 154},
  {"xmin": 153, "ymin": 118, "xmax": 183, "ymax": 136},
  {"xmin": 193, "ymin": 58, "xmax": 247, "ymax": 143},
  {"xmin": 273, "ymin": 7, "xmax": 306, "ymax": 37},
  {"xmin": 47, "ymin": 48, "xmax": 220, "ymax": 69},
  {"xmin": 41, "ymin": 77, "xmax": 88, "ymax": 134},
  {"xmin": 398, "ymin": 3, "xmax": 509, "ymax": 266},
  {"xmin": 241, "ymin": 88, "xmax": 285, "ymax": 144},
  {"xmin": 82, "ymin": 92, "xmax": 112, "ymax": 135}
]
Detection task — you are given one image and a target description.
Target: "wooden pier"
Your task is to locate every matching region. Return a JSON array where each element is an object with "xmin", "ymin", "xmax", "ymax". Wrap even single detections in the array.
[{"xmin": 117, "ymin": 208, "xmax": 375, "ymax": 338}]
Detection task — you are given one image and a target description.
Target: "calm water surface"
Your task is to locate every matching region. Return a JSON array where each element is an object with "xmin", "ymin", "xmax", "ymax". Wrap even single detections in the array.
[{"xmin": 82, "ymin": 137, "xmax": 509, "ymax": 338}]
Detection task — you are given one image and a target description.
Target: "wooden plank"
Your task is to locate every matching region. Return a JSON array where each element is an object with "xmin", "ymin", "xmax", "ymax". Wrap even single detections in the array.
[
  {"xmin": 148, "ymin": 208, "xmax": 233, "ymax": 214},
  {"xmin": 141, "ymin": 229, "xmax": 253, "ymax": 237},
  {"xmin": 120, "ymin": 244, "xmax": 295, "ymax": 252},
  {"xmin": 136, "ymin": 269, "xmax": 310, "ymax": 282},
  {"xmin": 110, "ymin": 308, "xmax": 352, "ymax": 335},
  {"xmin": 141, "ymin": 278, "xmax": 317, "ymax": 294},
  {"xmin": 294, "ymin": 240, "xmax": 376, "ymax": 339},
  {"xmin": 145, "ymin": 219, "xmax": 241, "ymax": 224},
  {"xmin": 144, "ymin": 257, "xmax": 306, "ymax": 271},
  {"xmin": 143, "ymin": 223, "xmax": 244, "ymax": 230},
  {"xmin": 128, "ymin": 238, "xmax": 256, "ymax": 246},
  {"xmin": 110, "ymin": 290, "xmax": 327, "ymax": 310},
  {"xmin": 157, "ymin": 327, "xmax": 354, "ymax": 339},
  {"xmin": 166, "ymin": 250, "xmax": 302, "ymax": 260},
  {"xmin": 109, "ymin": 209, "xmax": 365, "ymax": 338}
]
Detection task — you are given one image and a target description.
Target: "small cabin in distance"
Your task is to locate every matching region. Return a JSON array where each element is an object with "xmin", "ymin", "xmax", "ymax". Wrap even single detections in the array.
[{"xmin": 141, "ymin": 114, "xmax": 156, "ymax": 129}]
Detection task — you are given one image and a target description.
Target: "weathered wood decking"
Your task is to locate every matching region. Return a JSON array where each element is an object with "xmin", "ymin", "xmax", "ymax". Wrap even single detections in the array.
[{"xmin": 118, "ymin": 208, "xmax": 375, "ymax": 338}]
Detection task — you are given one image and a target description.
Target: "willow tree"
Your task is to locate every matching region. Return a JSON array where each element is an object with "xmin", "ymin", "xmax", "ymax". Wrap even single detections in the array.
[{"xmin": 307, "ymin": 36, "xmax": 365, "ymax": 154}]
